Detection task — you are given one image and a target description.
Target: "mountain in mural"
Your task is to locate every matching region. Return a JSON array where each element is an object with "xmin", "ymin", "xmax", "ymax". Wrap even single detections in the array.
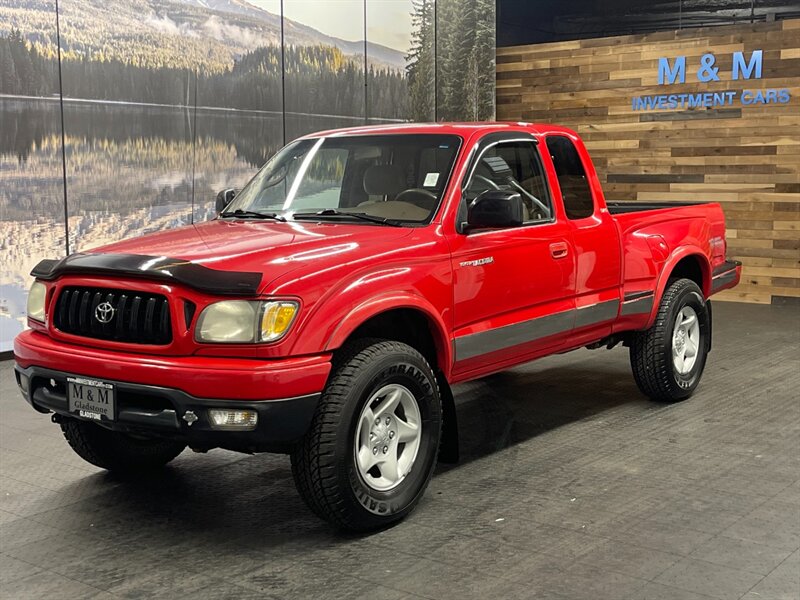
[{"xmin": 0, "ymin": 0, "xmax": 407, "ymax": 72}]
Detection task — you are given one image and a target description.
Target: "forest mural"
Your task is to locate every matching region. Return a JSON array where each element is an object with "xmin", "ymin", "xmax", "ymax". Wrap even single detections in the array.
[{"xmin": 0, "ymin": 0, "xmax": 496, "ymax": 351}]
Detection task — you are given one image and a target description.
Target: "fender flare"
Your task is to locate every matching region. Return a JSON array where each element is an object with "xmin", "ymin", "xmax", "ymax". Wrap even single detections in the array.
[
  {"xmin": 647, "ymin": 247, "xmax": 711, "ymax": 328},
  {"xmin": 323, "ymin": 292, "xmax": 453, "ymax": 376}
]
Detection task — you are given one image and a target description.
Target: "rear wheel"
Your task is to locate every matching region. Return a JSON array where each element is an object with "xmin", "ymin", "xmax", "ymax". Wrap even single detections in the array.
[
  {"xmin": 630, "ymin": 278, "xmax": 710, "ymax": 402},
  {"xmin": 60, "ymin": 418, "xmax": 186, "ymax": 473},
  {"xmin": 291, "ymin": 340, "xmax": 441, "ymax": 531}
]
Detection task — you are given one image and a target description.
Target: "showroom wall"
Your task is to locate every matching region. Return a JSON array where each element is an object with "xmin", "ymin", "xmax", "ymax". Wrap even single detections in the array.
[
  {"xmin": 0, "ymin": 0, "xmax": 496, "ymax": 352},
  {"xmin": 497, "ymin": 18, "xmax": 799, "ymax": 305}
]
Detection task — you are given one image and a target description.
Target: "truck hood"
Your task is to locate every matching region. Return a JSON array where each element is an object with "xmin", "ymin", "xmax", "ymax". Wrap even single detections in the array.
[{"xmin": 90, "ymin": 219, "xmax": 415, "ymax": 293}]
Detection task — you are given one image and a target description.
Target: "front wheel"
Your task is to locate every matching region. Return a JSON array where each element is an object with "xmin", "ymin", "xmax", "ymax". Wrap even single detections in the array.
[
  {"xmin": 291, "ymin": 340, "xmax": 442, "ymax": 531},
  {"xmin": 630, "ymin": 278, "xmax": 710, "ymax": 402}
]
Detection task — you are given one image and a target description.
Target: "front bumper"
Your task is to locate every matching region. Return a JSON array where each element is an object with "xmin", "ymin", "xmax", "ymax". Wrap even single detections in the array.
[
  {"xmin": 14, "ymin": 329, "xmax": 331, "ymax": 400},
  {"xmin": 13, "ymin": 330, "xmax": 332, "ymax": 452},
  {"xmin": 15, "ymin": 364, "xmax": 321, "ymax": 453}
]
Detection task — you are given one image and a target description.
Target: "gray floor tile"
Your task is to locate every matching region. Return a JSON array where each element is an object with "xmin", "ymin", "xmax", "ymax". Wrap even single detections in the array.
[
  {"xmin": 655, "ymin": 556, "xmax": 767, "ymax": 599},
  {"xmin": 689, "ymin": 534, "xmax": 795, "ymax": 576},
  {"xmin": 0, "ymin": 301, "xmax": 797, "ymax": 599},
  {"xmin": 741, "ymin": 551, "xmax": 800, "ymax": 600}
]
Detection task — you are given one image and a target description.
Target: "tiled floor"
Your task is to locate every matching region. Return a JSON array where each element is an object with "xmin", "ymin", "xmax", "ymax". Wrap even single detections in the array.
[{"xmin": 1, "ymin": 301, "xmax": 798, "ymax": 600}]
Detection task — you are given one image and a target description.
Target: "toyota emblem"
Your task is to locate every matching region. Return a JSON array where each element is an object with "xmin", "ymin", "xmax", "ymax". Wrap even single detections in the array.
[{"xmin": 94, "ymin": 302, "xmax": 116, "ymax": 324}]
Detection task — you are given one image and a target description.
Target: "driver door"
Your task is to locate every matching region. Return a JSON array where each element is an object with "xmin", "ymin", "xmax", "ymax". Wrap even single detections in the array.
[{"xmin": 449, "ymin": 136, "xmax": 575, "ymax": 377}]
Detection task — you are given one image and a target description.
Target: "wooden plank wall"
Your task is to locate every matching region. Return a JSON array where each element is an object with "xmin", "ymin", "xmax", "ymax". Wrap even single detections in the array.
[{"xmin": 496, "ymin": 19, "xmax": 800, "ymax": 305}]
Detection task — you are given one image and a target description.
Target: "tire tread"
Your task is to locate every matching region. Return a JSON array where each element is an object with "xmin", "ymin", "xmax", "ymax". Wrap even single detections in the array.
[
  {"xmin": 630, "ymin": 278, "xmax": 705, "ymax": 402},
  {"xmin": 60, "ymin": 419, "xmax": 185, "ymax": 473},
  {"xmin": 291, "ymin": 339, "xmax": 440, "ymax": 530}
]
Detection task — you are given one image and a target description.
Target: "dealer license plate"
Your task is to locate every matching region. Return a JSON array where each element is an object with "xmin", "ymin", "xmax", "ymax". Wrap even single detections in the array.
[{"xmin": 67, "ymin": 377, "xmax": 115, "ymax": 422}]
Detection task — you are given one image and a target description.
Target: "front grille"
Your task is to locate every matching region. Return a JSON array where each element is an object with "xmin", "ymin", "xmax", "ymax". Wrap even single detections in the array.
[{"xmin": 54, "ymin": 286, "xmax": 172, "ymax": 345}]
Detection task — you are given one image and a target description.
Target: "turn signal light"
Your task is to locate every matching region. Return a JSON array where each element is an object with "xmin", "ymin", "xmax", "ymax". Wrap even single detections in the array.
[{"xmin": 207, "ymin": 409, "xmax": 258, "ymax": 430}]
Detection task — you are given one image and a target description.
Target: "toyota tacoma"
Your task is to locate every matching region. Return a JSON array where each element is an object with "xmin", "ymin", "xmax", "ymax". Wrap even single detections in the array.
[{"xmin": 14, "ymin": 122, "xmax": 741, "ymax": 530}]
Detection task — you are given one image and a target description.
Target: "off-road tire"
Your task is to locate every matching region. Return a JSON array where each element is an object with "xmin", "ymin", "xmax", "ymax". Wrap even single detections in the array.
[
  {"xmin": 291, "ymin": 339, "xmax": 442, "ymax": 531},
  {"xmin": 60, "ymin": 418, "xmax": 186, "ymax": 473},
  {"xmin": 630, "ymin": 278, "xmax": 710, "ymax": 402}
]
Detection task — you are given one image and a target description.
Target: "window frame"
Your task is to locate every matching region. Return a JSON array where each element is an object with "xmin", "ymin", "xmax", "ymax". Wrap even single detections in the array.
[
  {"xmin": 543, "ymin": 134, "xmax": 597, "ymax": 221},
  {"xmin": 459, "ymin": 134, "xmax": 556, "ymax": 233}
]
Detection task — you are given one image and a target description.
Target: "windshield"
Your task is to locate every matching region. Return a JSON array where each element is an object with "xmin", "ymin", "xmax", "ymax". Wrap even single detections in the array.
[{"xmin": 224, "ymin": 134, "xmax": 461, "ymax": 224}]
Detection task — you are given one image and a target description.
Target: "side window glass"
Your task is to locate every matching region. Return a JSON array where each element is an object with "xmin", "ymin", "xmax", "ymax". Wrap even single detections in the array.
[
  {"xmin": 464, "ymin": 141, "xmax": 552, "ymax": 223},
  {"xmin": 545, "ymin": 136, "xmax": 594, "ymax": 219}
]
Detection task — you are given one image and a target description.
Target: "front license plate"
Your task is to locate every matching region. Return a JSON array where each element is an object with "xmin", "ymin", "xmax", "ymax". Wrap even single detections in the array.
[{"xmin": 67, "ymin": 377, "xmax": 115, "ymax": 422}]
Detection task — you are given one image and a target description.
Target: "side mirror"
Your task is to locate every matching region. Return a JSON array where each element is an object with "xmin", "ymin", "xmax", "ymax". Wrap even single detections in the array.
[
  {"xmin": 215, "ymin": 188, "xmax": 236, "ymax": 214},
  {"xmin": 465, "ymin": 190, "xmax": 524, "ymax": 231}
]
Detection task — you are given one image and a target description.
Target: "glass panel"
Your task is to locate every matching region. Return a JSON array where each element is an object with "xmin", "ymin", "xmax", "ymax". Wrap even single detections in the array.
[
  {"xmin": 365, "ymin": 0, "xmax": 412, "ymax": 123},
  {"xmin": 436, "ymin": 0, "xmax": 495, "ymax": 121},
  {"xmin": 283, "ymin": 0, "xmax": 367, "ymax": 140},
  {"xmin": 0, "ymin": 2, "xmax": 65, "ymax": 350},
  {"xmin": 192, "ymin": 0, "xmax": 284, "ymax": 222},
  {"xmin": 57, "ymin": 0, "xmax": 194, "ymax": 254},
  {"xmin": 405, "ymin": 0, "xmax": 436, "ymax": 121}
]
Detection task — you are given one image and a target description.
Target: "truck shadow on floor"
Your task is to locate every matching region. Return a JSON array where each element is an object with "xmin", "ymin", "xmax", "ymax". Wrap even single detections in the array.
[
  {"xmin": 442, "ymin": 359, "xmax": 648, "ymax": 468},
  {"xmin": 47, "ymin": 360, "xmax": 652, "ymax": 548}
]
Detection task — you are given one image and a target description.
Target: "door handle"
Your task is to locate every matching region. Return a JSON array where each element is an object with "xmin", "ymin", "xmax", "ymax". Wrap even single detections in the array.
[{"xmin": 550, "ymin": 242, "xmax": 569, "ymax": 259}]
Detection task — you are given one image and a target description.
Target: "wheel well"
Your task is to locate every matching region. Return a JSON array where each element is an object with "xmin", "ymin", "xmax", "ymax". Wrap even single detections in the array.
[
  {"xmin": 669, "ymin": 255, "xmax": 708, "ymax": 293},
  {"xmin": 337, "ymin": 308, "xmax": 459, "ymax": 463},
  {"xmin": 343, "ymin": 308, "xmax": 441, "ymax": 370}
]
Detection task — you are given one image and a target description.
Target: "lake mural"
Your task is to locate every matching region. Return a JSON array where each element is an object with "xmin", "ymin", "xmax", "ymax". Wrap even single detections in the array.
[{"xmin": 0, "ymin": 0, "xmax": 496, "ymax": 352}]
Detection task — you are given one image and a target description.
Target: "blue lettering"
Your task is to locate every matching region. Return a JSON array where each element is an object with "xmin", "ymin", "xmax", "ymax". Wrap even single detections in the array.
[
  {"xmin": 742, "ymin": 90, "xmax": 754, "ymax": 105},
  {"xmin": 658, "ymin": 56, "xmax": 686, "ymax": 85},
  {"xmin": 697, "ymin": 54, "xmax": 720, "ymax": 82},
  {"xmin": 732, "ymin": 50, "xmax": 763, "ymax": 80},
  {"xmin": 688, "ymin": 93, "xmax": 703, "ymax": 108},
  {"xmin": 778, "ymin": 89, "xmax": 791, "ymax": 103}
]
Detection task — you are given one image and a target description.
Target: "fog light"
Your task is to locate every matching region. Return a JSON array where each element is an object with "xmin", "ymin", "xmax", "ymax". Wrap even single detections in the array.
[{"xmin": 207, "ymin": 409, "xmax": 258, "ymax": 430}]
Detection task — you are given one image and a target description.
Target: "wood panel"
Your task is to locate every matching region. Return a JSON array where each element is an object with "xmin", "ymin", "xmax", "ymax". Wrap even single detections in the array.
[{"xmin": 497, "ymin": 20, "xmax": 800, "ymax": 305}]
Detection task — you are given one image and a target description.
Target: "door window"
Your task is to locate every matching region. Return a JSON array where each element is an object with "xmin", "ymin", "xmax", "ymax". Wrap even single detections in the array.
[
  {"xmin": 545, "ymin": 135, "xmax": 595, "ymax": 220},
  {"xmin": 464, "ymin": 141, "xmax": 552, "ymax": 223}
]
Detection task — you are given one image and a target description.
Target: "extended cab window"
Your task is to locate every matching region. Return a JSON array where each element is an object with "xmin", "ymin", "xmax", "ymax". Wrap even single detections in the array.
[
  {"xmin": 464, "ymin": 140, "xmax": 552, "ymax": 222},
  {"xmin": 545, "ymin": 135, "xmax": 595, "ymax": 220}
]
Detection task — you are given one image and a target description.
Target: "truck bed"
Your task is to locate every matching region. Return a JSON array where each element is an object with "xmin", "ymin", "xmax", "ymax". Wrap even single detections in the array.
[{"xmin": 606, "ymin": 201, "xmax": 709, "ymax": 215}]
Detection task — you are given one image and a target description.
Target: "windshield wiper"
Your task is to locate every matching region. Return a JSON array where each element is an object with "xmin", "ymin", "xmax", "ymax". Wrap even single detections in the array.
[
  {"xmin": 220, "ymin": 209, "xmax": 287, "ymax": 221},
  {"xmin": 293, "ymin": 209, "xmax": 403, "ymax": 227}
]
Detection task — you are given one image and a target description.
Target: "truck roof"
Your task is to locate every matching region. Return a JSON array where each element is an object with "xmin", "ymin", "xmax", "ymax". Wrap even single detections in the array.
[{"xmin": 301, "ymin": 121, "xmax": 575, "ymax": 139}]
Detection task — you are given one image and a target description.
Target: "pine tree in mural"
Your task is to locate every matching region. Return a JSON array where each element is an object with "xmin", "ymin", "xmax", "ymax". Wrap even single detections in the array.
[
  {"xmin": 406, "ymin": 0, "xmax": 435, "ymax": 121},
  {"xmin": 435, "ymin": 0, "xmax": 495, "ymax": 121}
]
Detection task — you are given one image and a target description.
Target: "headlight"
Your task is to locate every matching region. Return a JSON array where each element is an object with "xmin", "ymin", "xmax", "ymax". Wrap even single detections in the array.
[
  {"xmin": 27, "ymin": 281, "xmax": 46, "ymax": 322},
  {"xmin": 195, "ymin": 300, "xmax": 298, "ymax": 343}
]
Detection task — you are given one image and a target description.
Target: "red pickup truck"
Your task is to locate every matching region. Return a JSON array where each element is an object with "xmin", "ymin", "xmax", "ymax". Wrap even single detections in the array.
[{"xmin": 14, "ymin": 123, "xmax": 740, "ymax": 530}]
